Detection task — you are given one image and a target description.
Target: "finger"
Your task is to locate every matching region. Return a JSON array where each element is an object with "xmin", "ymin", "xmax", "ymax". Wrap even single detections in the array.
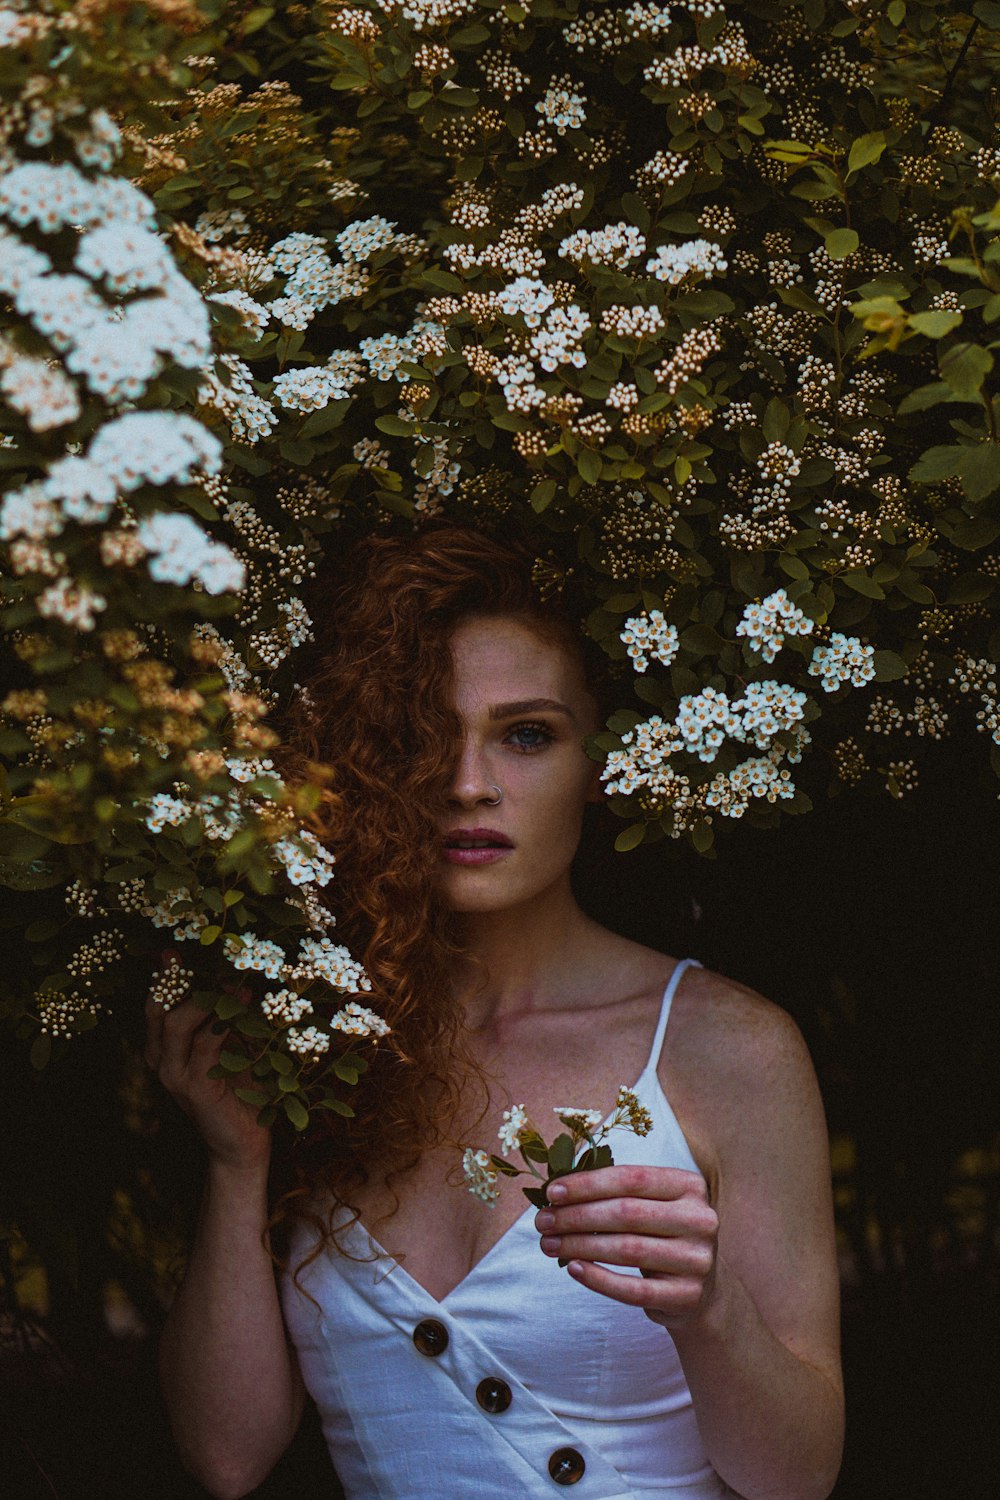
[
  {"xmin": 536, "ymin": 1193, "xmax": 716, "ymax": 1239},
  {"xmin": 564, "ymin": 1257, "xmax": 705, "ymax": 1319},
  {"xmin": 158, "ymin": 1001, "xmax": 218, "ymax": 1085},
  {"xmin": 541, "ymin": 1231, "xmax": 712, "ymax": 1276},
  {"xmin": 546, "ymin": 1163, "xmax": 708, "ymax": 1206}
]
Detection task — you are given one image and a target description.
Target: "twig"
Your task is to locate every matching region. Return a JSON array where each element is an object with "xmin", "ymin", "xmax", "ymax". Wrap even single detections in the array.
[{"xmin": 928, "ymin": 18, "xmax": 981, "ymax": 125}]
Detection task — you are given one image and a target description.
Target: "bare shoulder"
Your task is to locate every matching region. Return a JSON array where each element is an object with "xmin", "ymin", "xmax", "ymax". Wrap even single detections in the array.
[
  {"xmin": 671, "ymin": 962, "xmax": 810, "ymax": 1075},
  {"xmin": 662, "ymin": 963, "xmax": 824, "ymax": 1185}
]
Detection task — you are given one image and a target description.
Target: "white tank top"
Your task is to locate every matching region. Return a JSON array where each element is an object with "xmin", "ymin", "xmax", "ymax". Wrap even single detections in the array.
[{"xmin": 280, "ymin": 958, "xmax": 735, "ymax": 1498}]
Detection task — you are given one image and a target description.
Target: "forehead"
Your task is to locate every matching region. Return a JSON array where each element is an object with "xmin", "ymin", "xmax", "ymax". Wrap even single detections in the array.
[{"xmin": 447, "ymin": 613, "xmax": 583, "ymax": 699}]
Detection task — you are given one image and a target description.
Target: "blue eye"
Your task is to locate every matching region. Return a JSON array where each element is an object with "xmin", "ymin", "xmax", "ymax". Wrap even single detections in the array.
[{"xmin": 507, "ymin": 720, "xmax": 555, "ymax": 752}]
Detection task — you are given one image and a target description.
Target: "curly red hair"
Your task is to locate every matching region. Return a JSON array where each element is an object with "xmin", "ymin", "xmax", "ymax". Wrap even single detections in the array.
[{"xmin": 268, "ymin": 521, "xmax": 614, "ymax": 1259}]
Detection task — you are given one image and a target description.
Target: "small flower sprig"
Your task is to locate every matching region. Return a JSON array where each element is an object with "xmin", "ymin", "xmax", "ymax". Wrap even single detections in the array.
[{"xmin": 463, "ymin": 1087, "xmax": 654, "ymax": 1231}]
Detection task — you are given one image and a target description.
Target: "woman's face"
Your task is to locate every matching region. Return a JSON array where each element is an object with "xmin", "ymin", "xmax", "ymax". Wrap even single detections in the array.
[{"xmin": 437, "ymin": 612, "xmax": 602, "ymax": 915}]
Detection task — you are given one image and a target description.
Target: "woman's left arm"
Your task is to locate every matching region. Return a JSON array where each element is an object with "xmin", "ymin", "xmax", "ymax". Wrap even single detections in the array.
[{"xmin": 534, "ymin": 993, "xmax": 844, "ymax": 1500}]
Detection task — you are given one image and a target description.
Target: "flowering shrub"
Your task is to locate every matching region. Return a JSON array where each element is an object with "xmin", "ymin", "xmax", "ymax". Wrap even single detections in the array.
[{"xmin": 3, "ymin": 0, "xmax": 1000, "ymax": 1111}]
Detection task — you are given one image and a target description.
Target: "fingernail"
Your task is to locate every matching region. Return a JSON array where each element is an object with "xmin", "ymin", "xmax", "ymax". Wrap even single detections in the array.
[
  {"xmin": 547, "ymin": 1182, "xmax": 567, "ymax": 1202},
  {"xmin": 540, "ymin": 1236, "xmax": 561, "ymax": 1255},
  {"xmin": 536, "ymin": 1210, "xmax": 555, "ymax": 1231}
]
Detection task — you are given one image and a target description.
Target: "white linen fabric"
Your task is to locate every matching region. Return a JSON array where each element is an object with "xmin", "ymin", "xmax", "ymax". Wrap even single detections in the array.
[{"xmin": 280, "ymin": 957, "xmax": 737, "ymax": 1498}]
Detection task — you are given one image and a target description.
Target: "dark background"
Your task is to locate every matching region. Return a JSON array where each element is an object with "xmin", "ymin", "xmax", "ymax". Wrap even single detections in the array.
[{"xmin": 3, "ymin": 764, "xmax": 998, "ymax": 1499}]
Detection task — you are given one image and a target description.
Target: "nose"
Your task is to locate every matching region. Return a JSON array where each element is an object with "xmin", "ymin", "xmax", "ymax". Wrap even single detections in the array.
[{"xmin": 446, "ymin": 733, "xmax": 497, "ymax": 808}]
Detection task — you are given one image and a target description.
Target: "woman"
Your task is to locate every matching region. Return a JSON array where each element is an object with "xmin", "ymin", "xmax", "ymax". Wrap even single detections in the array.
[{"xmin": 146, "ymin": 524, "xmax": 844, "ymax": 1500}]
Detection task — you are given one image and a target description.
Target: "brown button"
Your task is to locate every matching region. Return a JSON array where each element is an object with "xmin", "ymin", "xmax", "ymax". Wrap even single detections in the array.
[
  {"xmin": 476, "ymin": 1377, "xmax": 512, "ymax": 1414},
  {"xmin": 548, "ymin": 1447, "xmax": 585, "ymax": 1485},
  {"xmin": 412, "ymin": 1318, "xmax": 449, "ymax": 1357}
]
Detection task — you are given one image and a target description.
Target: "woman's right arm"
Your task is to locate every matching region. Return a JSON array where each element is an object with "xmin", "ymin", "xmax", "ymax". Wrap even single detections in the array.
[{"xmin": 146, "ymin": 988, "xmax": 307, "ymax": 1500}]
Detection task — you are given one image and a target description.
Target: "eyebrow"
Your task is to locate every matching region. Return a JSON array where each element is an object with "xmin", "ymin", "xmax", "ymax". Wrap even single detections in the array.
[{"xmin": 487, "ymin": 698, "xmax": 578, "ymax": 723}]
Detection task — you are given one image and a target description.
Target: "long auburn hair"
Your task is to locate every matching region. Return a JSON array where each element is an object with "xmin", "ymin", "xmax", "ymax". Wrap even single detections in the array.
[{"xmin": 268, "ymin": 520, "xmax": 613, "ymax": 1261}]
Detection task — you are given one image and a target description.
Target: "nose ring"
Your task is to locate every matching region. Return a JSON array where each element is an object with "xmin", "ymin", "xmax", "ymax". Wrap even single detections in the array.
[{"xmin": 484, "ymin": 785, "xmax": 503, "ymax": 805}]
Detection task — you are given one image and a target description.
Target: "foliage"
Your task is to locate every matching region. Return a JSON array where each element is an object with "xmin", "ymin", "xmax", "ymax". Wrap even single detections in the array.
[{"xmin": 3, "ymin": 0, "xmax": 1000, "ymax": 1119}]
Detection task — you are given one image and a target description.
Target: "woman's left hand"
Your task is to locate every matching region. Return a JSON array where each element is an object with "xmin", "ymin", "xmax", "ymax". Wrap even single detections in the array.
[{"xmin": 533, "ymin": 1163, "xmax": 719, "ymax": 1330}]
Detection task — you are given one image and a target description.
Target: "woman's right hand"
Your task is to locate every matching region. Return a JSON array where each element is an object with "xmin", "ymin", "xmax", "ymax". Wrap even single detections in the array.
[{"xmin": 144, "ymin": 970, "xmax": 273, "ymax": 1173}]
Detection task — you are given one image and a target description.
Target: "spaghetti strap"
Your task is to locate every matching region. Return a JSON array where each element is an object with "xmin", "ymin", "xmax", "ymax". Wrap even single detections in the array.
[{"xmin": 643, "ymin": 957, "xmax": 702, "ymax": 1076}]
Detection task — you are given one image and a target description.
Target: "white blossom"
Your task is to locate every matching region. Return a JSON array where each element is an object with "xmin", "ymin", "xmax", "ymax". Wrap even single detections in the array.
[
  {"xmin": 809, "ymin": 633, "xmax": 877, "ymax": 693},
  {"xmin": 620, "ymin": 610, "xmax": 679, "ymax": 673},
  {"xmin": 736, "ymin": 589, "xmax": 814, "ymax": 663},
  {"xmin": 463, "ymin": 1147, "xmax": 499, "ymax": 1205},
  {"xmin": 646, "ymin": 239, "xmax": 728, "ymax": 285},
  {"xmin": 498, "ymin": 1103, "xmax": 530, "ymax": 1156},
  {"xmin": 136, "ymin": 511, "xmax": 245, "ymax": 595}
]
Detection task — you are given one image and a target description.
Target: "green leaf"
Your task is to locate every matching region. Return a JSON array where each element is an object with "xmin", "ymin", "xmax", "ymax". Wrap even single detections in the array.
[
  {"xmin": 522, "ymin": 1186, "xmax": 548, "ymax": 1209},
  {"xmin": 939, "ymin": 343, "xmax": 993, "ymax": 401},
  {"xmin": 218, "ymin": 1051, "xmax": 249, "ymax": 1072},
  {"xmin": 873, "ymin": 650, "xmax": 908, "ymax": 682},
  {"xmin": 909, "ymin": 445, "xmax": 965, "ymax": 485},
  {"xmin": 548, "ymin": 1133, "xmax": 575, "ymax": 1176},
  {"xmin": 691, "ymin": 819, "xmax": 714, "ymax": 854},
  {"xmin": 234, "ymin": 1088, "xmax": 270, "ymax": 1106},
  {"xmin": 314, "ymin": 1097, "xmax": 355, "ymax": 1117},
  {"xmin": 614, "ymin": 823, "xmax": 647, "ymax": 852},
  {"xmin": 909, "ymin": 310, "xmax": 963, "ymax": 339},
  {"xmin": 577, "ymin": 449, "xmax": 602, "ymax": 483},
  {"xmin": 200, "ymin": 924, "xmax": 222, "ymax": 945},
  {"xmin": 825, "ymin": 228, "xmax": 859, "ymax": 260},
  {"xmin": 841, "ymin": 572, "xmax": 885, "ymax": 599},
  {"xmin": 30, "ymin": 1034, "xmax": 52, "ymax": 1070},
  {"xmin": 957, "ymin": 443, "xmax": 1000, "ymax": 502},
  {"xmin": 282, "ymin": 1095, "xmax": 310, "ymax": 1131},
  {"xmin": 847, "ymin": 132, "xmax": 887, "ymax": 175}
]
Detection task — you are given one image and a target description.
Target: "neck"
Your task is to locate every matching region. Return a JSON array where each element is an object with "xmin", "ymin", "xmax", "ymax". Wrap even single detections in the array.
[{"xmin": 452, "ymin": 874, "xmax": 603, "ymax": 1028}]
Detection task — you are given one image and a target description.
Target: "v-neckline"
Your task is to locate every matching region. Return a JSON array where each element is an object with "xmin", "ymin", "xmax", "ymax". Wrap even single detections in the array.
[{"xmin": 351, "ymin": 1054, "xmax": 662, "ymax": 1308}]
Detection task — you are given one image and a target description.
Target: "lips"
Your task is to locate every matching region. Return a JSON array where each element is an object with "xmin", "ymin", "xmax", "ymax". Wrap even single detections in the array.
[
  {"xmin": 441, "ymin": 826, "xmax": 514, "ymax": 850},
  {"xmin": 440, "ymin": 826, "xmax": 514, "ymax": 865}
]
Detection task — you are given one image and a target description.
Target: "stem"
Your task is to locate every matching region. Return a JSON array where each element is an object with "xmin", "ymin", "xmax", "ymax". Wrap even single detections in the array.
[{"xmin": 928, "ymin": 19, "xmax": 981, "ymax": 125}]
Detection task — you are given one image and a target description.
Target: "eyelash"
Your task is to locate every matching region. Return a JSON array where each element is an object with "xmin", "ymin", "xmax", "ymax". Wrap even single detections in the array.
[{"xmin": 505, "ymin": 720, "xmax": 555, "ymax": 753}]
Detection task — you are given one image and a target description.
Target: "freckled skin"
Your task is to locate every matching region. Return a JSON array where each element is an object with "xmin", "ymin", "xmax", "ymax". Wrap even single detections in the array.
[{"xmin": 436, "ymin": 612, "xmax": 603, "ymax": 917}]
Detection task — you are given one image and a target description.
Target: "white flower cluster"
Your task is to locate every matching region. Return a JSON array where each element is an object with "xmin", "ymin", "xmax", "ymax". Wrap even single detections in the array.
[
  {"xmin": 35, "ymin": 576, "xmax": 106, "ymax": 631},
  {"xmin": 1, "ymin": 166, "xmax": 211, "ymax": 407},
  {"xmin": 137, "ymin": 510, "xmax": 245, "ymax": 595},
  {"xmin": 600, "ymin": 304, "xmax": 665, "ymax": 340},
  {"xmin": 262, "ymin": 988, "xmax": 314, "ymax": 1025},
  {"xmin": 738, "ymin": 682, "xmax": 808, "ymax": 749},
  {"xmin": 0, "ymin": 353, "xmax": 80, "ymax": 431},
  {"xmin": 287, "ymin": 935, "xmax": 373, "ymax": 993},
  {"xmin": 272, "ymin": 355, "xmax": 365, "ymax": 411},
  {"xmin": 144, "ymin": 793, "xmax": 191, "ymax": 833},
  {"xmin": 395, "ymin": 0, "xmax": 477, "ymax": 29},
  {"xmin": 209, "ymin": 289, "xmax": 270, "ymax": 338},
  {"xmin": 528, "ymin": 303, "xmax": 591, "ymax": 371},
  {"xmin": 735, "ymin": 589, "xmax": 814, "ymax": 663},
  {"xmin": 90, "ymin": 412, "xmax": 223, "ymax": 492},
  {"xmin": 495, "ymin": 276, "xmax": 555, "ymax": 328},
  {"xmin": 535, "ymin": 77, "xmax": 587, "ymax": 135},
  {"xmin": 554, "ymin": 1105, "xmax": 604, "ymax": 1135},
  {"xmin": 267, "ymin": 231, "xmax": 369, "ymax": 330},
  {"xmin": 808, "ymin": 634, "xmax": 877, "ymax": 693},
  {"xmin": 273, "ymin": 830, "xmax": 335, "ymax": 887},
  {"xmin": 198, "ymin": 355, "xmax": 277, "ymax": 444},
  {"xmin": 225, "ymin": 932, "xmax": 287, "ymax": 979},
  {"xmin": 704, "ymin": 750, "xmax": 797, "ymax": 818},
  {"xmin": 675, "ymin": 685, "xmax": 744, "ymax": 762},
  {"xmin": 645, "ymin": 239, "xmax": 727, "ymax": 285},
  {"xmin": 285, "ymin": 1025, "xmax": 331, "ymax": 1060},
  {"xmin": 498, "ymin": 1102, "xmax": 530, "ymax": 1156},
  {"xmin": 559, "ymin": 222, "xmax": 647, "ymax": 269},
  {"xmin": 330, "ymin": 1001, "xmax": 390, "ymax": 1037},
  {"xmin": 462, "ymin": 1147, "xmax": 499, "ymax": 1205},
  {"xmin": 620, "ymin": 609, "xmax": 679, "ymax": 672}
]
